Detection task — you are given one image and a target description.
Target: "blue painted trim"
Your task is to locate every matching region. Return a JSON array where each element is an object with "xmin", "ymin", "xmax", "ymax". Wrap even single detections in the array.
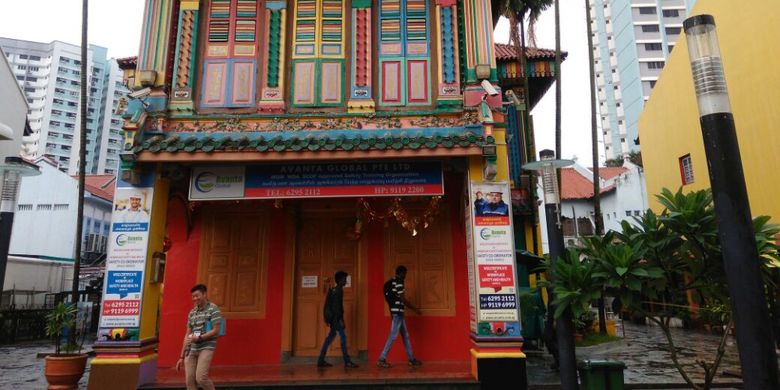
[{"xmin": 265, "ymin": 0, "xmax": 287, "ymax": 10}]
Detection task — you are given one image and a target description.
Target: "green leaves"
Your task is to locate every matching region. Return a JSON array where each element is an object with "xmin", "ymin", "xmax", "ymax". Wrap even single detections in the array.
[
  {"xmin": 542, "ymin": 249, "xmax": 601, "ymax": 320},
  {"xmin": 46, "ymin": 303, "xmax": 77, "ymax": 355}
]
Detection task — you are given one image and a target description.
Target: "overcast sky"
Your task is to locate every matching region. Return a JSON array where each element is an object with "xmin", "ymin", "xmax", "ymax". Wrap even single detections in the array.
[{"xmin": 0, "ymin": 1, "xmax": 600, "ymax": 166}]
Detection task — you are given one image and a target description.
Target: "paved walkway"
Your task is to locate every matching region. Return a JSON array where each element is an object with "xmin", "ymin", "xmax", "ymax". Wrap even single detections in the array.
[
  {"xmin": 0, "ymin": 339, "xmax": 92, "ymax": 389},
  {"xmin": 3, "ymin": 323, "xmax": 777, "ymax": 388},
  {"xmin": 526, "ymin": 321, "xmax": 772, "ymax": 387}
]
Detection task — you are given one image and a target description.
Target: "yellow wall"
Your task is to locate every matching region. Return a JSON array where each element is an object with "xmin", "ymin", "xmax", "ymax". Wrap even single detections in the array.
[{"xmin": 639, "ymin": 0, "xmax": 780, "ymax": 222}]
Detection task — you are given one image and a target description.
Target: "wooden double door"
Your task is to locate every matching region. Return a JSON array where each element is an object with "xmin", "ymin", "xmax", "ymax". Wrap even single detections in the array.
[{"xmin": 292, "ymin": 213, "xmax": 359, "ymax": 357}]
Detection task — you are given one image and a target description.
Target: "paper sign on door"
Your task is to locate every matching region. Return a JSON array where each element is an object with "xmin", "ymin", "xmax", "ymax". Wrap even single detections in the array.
[{"xmin": 302, "ymin": 275, "xmax": 318, "ymax": 288}]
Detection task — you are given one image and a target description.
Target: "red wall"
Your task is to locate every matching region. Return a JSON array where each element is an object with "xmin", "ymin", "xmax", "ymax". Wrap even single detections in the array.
[
  {"xmin": 157, "ymin": 201, "xmax": 287, "ymax": 366},
  {"xmin": 157, "ymin": 176, "xmax": 471, "ymax": 367},
  {"xmin": 366, "ymin": 174, "xmax": 472, "ymax": 362}
]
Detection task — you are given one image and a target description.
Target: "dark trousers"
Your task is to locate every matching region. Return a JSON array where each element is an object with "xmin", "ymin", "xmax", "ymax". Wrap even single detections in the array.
[{"xmin": 318, "ymin": 325, "xmax": 351, "ymax": 364}]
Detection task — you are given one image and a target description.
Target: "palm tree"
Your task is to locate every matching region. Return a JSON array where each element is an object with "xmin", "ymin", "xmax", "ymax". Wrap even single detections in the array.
[
  {"xmin": 500, "ymin": 0, "xmax": 552, "ymax": 163},
  {"xmin": 583, "ymin": 0, "xmax": 607, "ymax": 335},
  {"xmin": 70, "ymin": 0, "xmax": 88, "ymax": 345}
]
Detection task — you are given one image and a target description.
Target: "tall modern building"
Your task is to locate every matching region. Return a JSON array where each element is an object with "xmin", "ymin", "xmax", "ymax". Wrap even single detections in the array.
[
  {"xmin": 0, "ymin": 38, "xmax": 128, "ymax": 175},
  {"xmin": 588, "ymin": 0, "xmax": 696, "ymax": 160}
]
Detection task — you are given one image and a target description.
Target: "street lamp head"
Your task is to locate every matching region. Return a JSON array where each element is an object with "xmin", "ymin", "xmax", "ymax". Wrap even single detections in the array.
[
  {"xmin": 522, "ymin": 149, "xmax": 574, "ymax": 205},
  {"xmin": 684, "ymin": 14, "xmax": 732, "ymax": 117}
]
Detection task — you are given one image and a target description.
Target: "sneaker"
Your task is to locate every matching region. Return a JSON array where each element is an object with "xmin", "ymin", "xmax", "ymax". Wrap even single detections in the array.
[
  {"xmin": 408, "ymin": 359, "xmax": 423, "ymax": 367},
  {"xmin": 376, "ymin": 359, "xmax": 391, "ymax": 368},
  {"xmin": 345, "ymin": 361, "xmax": 359, "ymax": 368},
  {"xmin": 317, "ymin": 361, "xmax": 333, "ymax": 368}
]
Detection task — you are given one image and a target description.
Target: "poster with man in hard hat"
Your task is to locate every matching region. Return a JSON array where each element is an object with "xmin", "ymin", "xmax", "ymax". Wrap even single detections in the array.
[{"xmin": 114, "ymin": 189, "xmax": 150, "ymax": 223}]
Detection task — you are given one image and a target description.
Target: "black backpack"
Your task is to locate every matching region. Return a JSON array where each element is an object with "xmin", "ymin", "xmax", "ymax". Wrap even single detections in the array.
[
  {"xmin": 383, "ymin": 278, "xmax": 396, "ymax": 306},
  {"xmin": 323, "ymin": 288, "xmax": 336, "ymax": 324}
]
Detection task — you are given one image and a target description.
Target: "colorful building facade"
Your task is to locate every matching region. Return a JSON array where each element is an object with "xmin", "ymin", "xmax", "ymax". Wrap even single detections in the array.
[
  {"xmin": 638, "ymin": 0, "xmax": 780, "ymax": 222},
  {"xmin": 87, "ymin": 1, "xmax": 559, "ymax": 388}
]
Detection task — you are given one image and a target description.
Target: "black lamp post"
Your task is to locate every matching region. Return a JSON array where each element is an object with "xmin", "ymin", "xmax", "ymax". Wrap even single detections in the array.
[
  {"xmin": 683, "ymin": 14, "xmax": 779, "ymax": 389},
  {"xmin": 524, "ymin": 149, "xmax": 577, "ymax": 389},
  {"xmin": 0, "ymin": 157, "xmax": 41, "ymax": 298}
]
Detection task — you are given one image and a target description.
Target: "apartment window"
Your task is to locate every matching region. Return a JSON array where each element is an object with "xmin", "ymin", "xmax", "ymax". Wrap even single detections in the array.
[
  {"xmin": 16, "ymin": 75, "xmax": 25, "ymax": 80},
  {"xmin": 639, "ymin": 7, "xmax": 656, "ymax": 14},
  {"xmin": 24, "ymin": 87, "xmax": 35, "ymax": 93},
  {"xmin": 19, "ymin": 54, "xmax": 29, "ymax": 59},
  {"xmin": 29, "ymin": 66, "xmax": 39, "ymax": 71},
  {"xmin": 647, "ymin": 61, "xmax": 665, "ymax": 69},
  {"xmin": 649, "ymin": 80, "xmax": 657, "ymax": 88},
  {"xmin": 37, "ymin": 204, "xmax": 53, "ymax": 211},
  {"xmin": 17, "ymin": 204, "xmax": 33, "ymax": 211},
  {"xmin": 668, "ymin": 45, "xmax": 675, "ymax": 53},
  {"xmin": 663, "ymin": 9, "xmax": 680, "ymax": 17},
  {"xmin": 645, "ymin": 43, "xmax": 662, "ymax": 51},
  {"xmin": 613, "ymin": 212, "xmax": 617, "ymax": 218},
  {"xmin": 642, "ymin": 25, "xmax": 660, "ymax": 33},
  {"xmin": 679, "ymin": 154, "xmax": 694, "ymax": 185},
  {"xmin": 665, "ymin": 27, "xmax": 682, "ymax": 35},
  {"xmin": 625, "ymin": 210, "xmax": 632, "ymax": 217},
  {"xmin": 54, "ymin": 204, "xmax": 69, "ymax": 211},
  {"xmin": 17, "ymin": 65, "xmax": 27, "ymax": 70},
  {"xmin": 30, "ymin": 55, "xmax": 41, "ymax": 61},
  {"xmin": 74, "ymin": 60, "xmax": 81, "ymax": 65},
  {"xmin": 634, "ymin": 210, "xmax": 641, "ymax": 216}
]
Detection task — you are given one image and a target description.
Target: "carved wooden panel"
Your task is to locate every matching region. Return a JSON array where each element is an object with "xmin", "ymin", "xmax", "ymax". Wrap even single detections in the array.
[
  {"xmin": 385, "ymin": 205, "xmax": 454, "ymax": 316},
  {"xmin": 199, "ymin": 212, "xmax": 268, "ymax": 318},
  {"xmin": 293, "ymin": 215, "xmax": 358, "ymax": 356}
]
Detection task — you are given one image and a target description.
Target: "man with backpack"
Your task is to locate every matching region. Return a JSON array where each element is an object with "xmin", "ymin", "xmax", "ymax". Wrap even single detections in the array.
[
  {"xmin": 318, "ymin": 271, "xmax": 359, "ymax": 368},
  {"xmin": 378, "ymin": 265, "xmax": 423, "ymax": 368}
]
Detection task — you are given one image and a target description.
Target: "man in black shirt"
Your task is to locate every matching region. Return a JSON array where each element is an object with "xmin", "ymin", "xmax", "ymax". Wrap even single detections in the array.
[
  {"xmin": 377, "ymin": 265, "xmax": 423, "ymax": 368},
  {"xmin": 317, "ymin": 271, "xmax": 358, "ymax": 368}
]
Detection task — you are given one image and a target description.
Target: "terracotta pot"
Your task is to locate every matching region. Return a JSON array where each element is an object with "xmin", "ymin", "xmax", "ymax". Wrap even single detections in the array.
[
  {"xmin": 574, "ymin": 333, "xmax": 585, "ymax": 343},
  {"xmin": 44, "ymin": 354, "xmax": 88, "ymax": 390}
]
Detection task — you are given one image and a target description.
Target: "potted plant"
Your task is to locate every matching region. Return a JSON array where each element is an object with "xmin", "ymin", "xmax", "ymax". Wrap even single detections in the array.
[{"xmin": 44, "ymin": 302, "xmax": 88, "ymax": 389}]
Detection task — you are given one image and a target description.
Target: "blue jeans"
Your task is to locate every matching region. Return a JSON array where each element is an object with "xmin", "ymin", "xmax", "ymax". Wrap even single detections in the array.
[
  {"xmin": 379, "ymin": 313, "xmax": 415, "ymax": 361},
  {"xmin": 318, "ymin": 325, "xmax": 351, "ymax": 364}
]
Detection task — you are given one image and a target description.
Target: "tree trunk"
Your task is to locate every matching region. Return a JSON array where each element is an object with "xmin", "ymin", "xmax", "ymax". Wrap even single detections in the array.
[
  {"xmin": 583, "ymin": 0, "xmax": 607, "ymax": 335},
  {"xmin": 70, "ymin": 0, "xmax": 88, "ymax": 345},
  {"xmin": 554, "ymin": 0, "xmax": 562, "ymax": 190}
]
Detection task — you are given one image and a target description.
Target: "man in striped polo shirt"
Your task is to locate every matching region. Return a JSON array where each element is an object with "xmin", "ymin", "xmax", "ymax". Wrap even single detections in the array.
[
  {"xmin": 175, "ymin": 284, "xmax": 223, "ymax": 390},
  {"xmin": 377, "ymin": 265, "xmax": 423, "ymax": 368}
]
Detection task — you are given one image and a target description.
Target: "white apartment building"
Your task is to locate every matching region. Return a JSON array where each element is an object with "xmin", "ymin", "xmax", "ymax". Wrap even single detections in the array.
[
  {"xmin": 0, "ymin": 38, "xmax": 128, "ymax": 176},
  {"xmin": 588, "ymin": 0, "xmax": 696, "ymax": 160}
]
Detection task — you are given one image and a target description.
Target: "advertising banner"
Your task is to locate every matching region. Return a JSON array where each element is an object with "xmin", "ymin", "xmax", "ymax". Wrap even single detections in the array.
[
  {"xmin": 468, "ymin": 181, "xmax": 520, "ymax": 326},
  {"xmin": 190, "ymin": 161, "xmax": 444, "ymax": 200},
  {"xmin": 98, "ymin": 185, "xmax": 154, "ymax": 340}
]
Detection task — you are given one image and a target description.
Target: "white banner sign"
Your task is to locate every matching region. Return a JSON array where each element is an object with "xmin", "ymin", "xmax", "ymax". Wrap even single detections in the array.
[
  {"xmin": 99, "ymin": 186, "xmax": 154, "ymax": 335},
  {"xmin": 189, "ymin": 166, "xmax": 246, "ymax": 200},
  {"xmin": 469, "ymin": 182, "xmax": 519, "ymax": 323}
]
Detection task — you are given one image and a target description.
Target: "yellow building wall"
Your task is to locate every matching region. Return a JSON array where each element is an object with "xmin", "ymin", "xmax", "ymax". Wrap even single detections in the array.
[{"xmin": 639, "ymin": 0, "xmax": 780, "ymax": 222}]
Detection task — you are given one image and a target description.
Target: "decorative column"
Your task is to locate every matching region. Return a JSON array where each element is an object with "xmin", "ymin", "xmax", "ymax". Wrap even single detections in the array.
[
  {"xmin": 258, "ymin": 1, "xmax": 287, "ymax": 112},
  {"xmin": 169, "ymin": 0, "xmax": 200, "ymax": 115},
  {"xmin": 88, "ymin": 171, "xmax": 170, "ymax": 390},
  {"xmin": 135, "ymin": 0, "xmax": 176, "ymax": 90},
  {"xmin": 435, "ymin": 0, "xmax": 461, "ymax": 107},
  {"xmin": 347, "ymin": 0, "xmax": 374, "ymax": 113},
  {"xmin": 462, "ymin": 0, "xmax": 501, "ymax": 108}
]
